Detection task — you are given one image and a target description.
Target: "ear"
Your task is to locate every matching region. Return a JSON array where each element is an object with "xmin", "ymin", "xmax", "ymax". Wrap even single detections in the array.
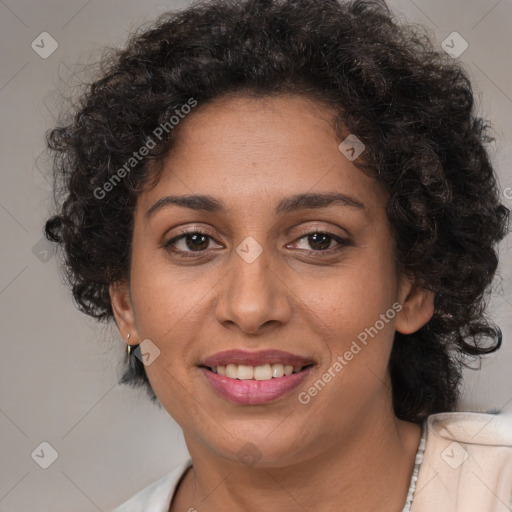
[
  {"xmin": 395, "ymin": 275, "xmax": 435, "ymax": 335},
  {"xmin": 109, "ymin": 280, "xmax": 139, "ymax": 346}
]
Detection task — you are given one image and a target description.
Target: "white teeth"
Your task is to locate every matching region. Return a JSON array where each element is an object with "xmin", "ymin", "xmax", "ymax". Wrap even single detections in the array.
[
  {"xmin": 237, "ymin": 365, "xmax": 254, "ymax": 380},
  {"xmin": 211, "ymin": 363, "xmax": 306, "ymax": 380},
  {"xmin": 225, "ymin": 363, "xmax": 238, "ymax": 379},
  {"xmin": 271, "ymin": 363, "xmax": 284, "ymax": 378},
  {"xmin": 254, "ymin": 364, "xmax": 272, "ymax": 380}
]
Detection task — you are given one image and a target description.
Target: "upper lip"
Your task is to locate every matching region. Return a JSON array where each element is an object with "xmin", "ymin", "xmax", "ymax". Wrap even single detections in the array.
[{"xmin": 200, "ymin": 349, "xmax": 315, "ymax": 368}]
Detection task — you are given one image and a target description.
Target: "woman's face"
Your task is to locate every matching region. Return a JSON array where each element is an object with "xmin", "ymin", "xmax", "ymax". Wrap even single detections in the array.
[{"xmin": 111, "ymin": 94, "xmax": 433, "ymax": 466}]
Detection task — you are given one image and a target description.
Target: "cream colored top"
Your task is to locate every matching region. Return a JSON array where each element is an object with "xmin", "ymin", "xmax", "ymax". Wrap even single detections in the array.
[
  {"xmin": 112, "ymin": 411, "xmax": 512, "ymax": 512},
  {"xmin": 411, "ymin": 411, "xmax": 512, "ymax": 511}
]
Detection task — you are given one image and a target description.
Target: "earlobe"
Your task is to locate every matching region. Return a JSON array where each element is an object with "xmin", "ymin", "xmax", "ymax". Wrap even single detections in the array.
[
  {"xmin": 109, "ymin": 281, "xmax": 138, "ymax": 343},
  {"xmin": 395, "ymin": 279, "xmax": 435, "ymax": 335}
]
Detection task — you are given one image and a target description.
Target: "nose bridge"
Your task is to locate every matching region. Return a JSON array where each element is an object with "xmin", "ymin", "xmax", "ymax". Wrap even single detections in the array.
[
  {"xmin": 231, "ymin": 239, "xmax": 274, "ymax": 311},
  {"xmin": 216, "ymin": 236, "xmax": 291, "ymax": 333}
]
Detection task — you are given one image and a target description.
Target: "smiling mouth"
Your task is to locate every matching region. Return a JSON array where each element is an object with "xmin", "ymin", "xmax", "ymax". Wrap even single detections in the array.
[
  {"xmin": 200, "ymin": 362, "xmax": 315, "ymax": 405},
  {"xmin": 201, "ymin": 363, "xmax": 315, "ymax": 381}
]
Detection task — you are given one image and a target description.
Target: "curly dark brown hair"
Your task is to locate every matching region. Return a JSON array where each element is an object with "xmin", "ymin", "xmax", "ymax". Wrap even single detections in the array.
[{"xmin": 44, "ymin": 0, "xmax": 509, "ymax": 423}]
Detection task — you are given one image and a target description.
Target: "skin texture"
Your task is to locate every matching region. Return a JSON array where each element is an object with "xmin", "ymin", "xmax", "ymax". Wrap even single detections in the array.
[{"xmin": 110, "ymin": 94, "xmax": 434, "ymax": 512}]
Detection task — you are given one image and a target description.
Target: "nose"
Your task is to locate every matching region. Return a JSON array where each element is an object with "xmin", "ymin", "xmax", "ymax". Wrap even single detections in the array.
[{"xmin": 215, "ymin": 244, "xmax": 293, "ymax": 335}]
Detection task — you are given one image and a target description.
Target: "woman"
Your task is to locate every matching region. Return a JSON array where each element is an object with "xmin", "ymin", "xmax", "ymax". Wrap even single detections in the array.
[{"xmin": 44, "ymin": 0, "xmax": 512, "ymax": 510}]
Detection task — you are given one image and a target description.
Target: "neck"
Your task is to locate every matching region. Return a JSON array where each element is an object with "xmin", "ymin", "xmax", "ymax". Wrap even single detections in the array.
[{"xmin": 173, "ymin": 411, "xmax": 422, "ymax": 512}]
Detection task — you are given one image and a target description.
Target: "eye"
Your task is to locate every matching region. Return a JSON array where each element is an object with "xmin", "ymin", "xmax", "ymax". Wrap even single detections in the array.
[
  {"xmin": 164, "ymin": 230, "xmax": 223, "ymax": 256},
  {"xmin": 288, "ymin": 231, "xmax": 351, "ymax": 253},
  {"xmin": 163, "ymin": 229, "xmax": 351, "ymax": 258}
]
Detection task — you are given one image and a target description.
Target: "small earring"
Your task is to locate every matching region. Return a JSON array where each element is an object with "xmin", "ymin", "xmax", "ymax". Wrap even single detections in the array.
[{"xmin": 127, "ymin": 333, "xmax": 132, "ymax": 355}]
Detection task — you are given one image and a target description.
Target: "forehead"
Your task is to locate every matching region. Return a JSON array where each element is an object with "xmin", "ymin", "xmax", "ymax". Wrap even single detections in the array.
[
  {"xmin": 172, "ymin": 94, "xmax": 337, "ymax": 157},
  {"xmin": 137, "ymin": 94, "xmax": 386, "ymax": 215}
]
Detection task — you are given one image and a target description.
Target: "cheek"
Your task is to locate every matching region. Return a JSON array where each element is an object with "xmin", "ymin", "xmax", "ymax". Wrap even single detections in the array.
[
  {"xmin": 130, "ymin": 264, "xmax": 205, "ymax": 417},
  {"xmin": 130, "ymin": 242, "xmax": 209, "ymax": 333},
  {"xmin": 295, "ymin": 243, "xmax": 398, "ymax": 376},
  {"xmin": 301, "ymin": 251, "xmax": 397, "ymax": 331},
  {"xmin": 295, "ymin": 277, "xmax": 398, "ymax": 421},
  {"xmin": 299, "ymin": 282, "xmax": 396, "ymax": 368}
]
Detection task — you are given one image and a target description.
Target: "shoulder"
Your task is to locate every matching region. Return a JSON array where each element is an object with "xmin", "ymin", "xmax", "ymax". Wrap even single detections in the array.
[
  {"xmin": 411, "ymin": 411, "xmax": 512, "ymax": 512},
  {"xmin": 424, "ymin": 410, "xmax": 512, "ymax": 478},
  {"xmin": 426, "ymin": 410, "xmax": 512, "ymax": 447},
  {"xmin": 111, "ymin": 459, "xmax": 193, "ymax": 512}
]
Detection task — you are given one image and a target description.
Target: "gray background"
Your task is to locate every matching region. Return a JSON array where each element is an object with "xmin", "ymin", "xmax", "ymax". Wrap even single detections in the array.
[{"xmin": 0, "ymin": 0, "xmax": 511, "ymax": 510}]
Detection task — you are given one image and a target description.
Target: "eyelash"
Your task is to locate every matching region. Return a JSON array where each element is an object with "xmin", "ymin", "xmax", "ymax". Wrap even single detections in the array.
[{"xmin": 163, "ymin": 229, "xmax": 351, "ymax": 258}]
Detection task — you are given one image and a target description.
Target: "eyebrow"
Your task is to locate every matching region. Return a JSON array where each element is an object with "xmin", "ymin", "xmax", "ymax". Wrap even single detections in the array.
[{"xmin": 145, "ymin": 192, "xmax": 366, "ymax": 221}]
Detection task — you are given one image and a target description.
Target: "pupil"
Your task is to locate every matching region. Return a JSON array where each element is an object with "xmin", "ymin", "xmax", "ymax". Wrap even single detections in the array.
[
  {"xmin": 309, "ymin": 233, "xmax": 330, "ymax": 250},
  {"xmin": 186, "ymin": 234, "xmax": 209, "ymax": 251}
]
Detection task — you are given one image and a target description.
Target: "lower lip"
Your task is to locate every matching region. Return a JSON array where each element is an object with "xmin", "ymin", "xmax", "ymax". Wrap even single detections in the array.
[{"xmin": 200, "ymin": 366, "xmax": 314, "ymax": 405}]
